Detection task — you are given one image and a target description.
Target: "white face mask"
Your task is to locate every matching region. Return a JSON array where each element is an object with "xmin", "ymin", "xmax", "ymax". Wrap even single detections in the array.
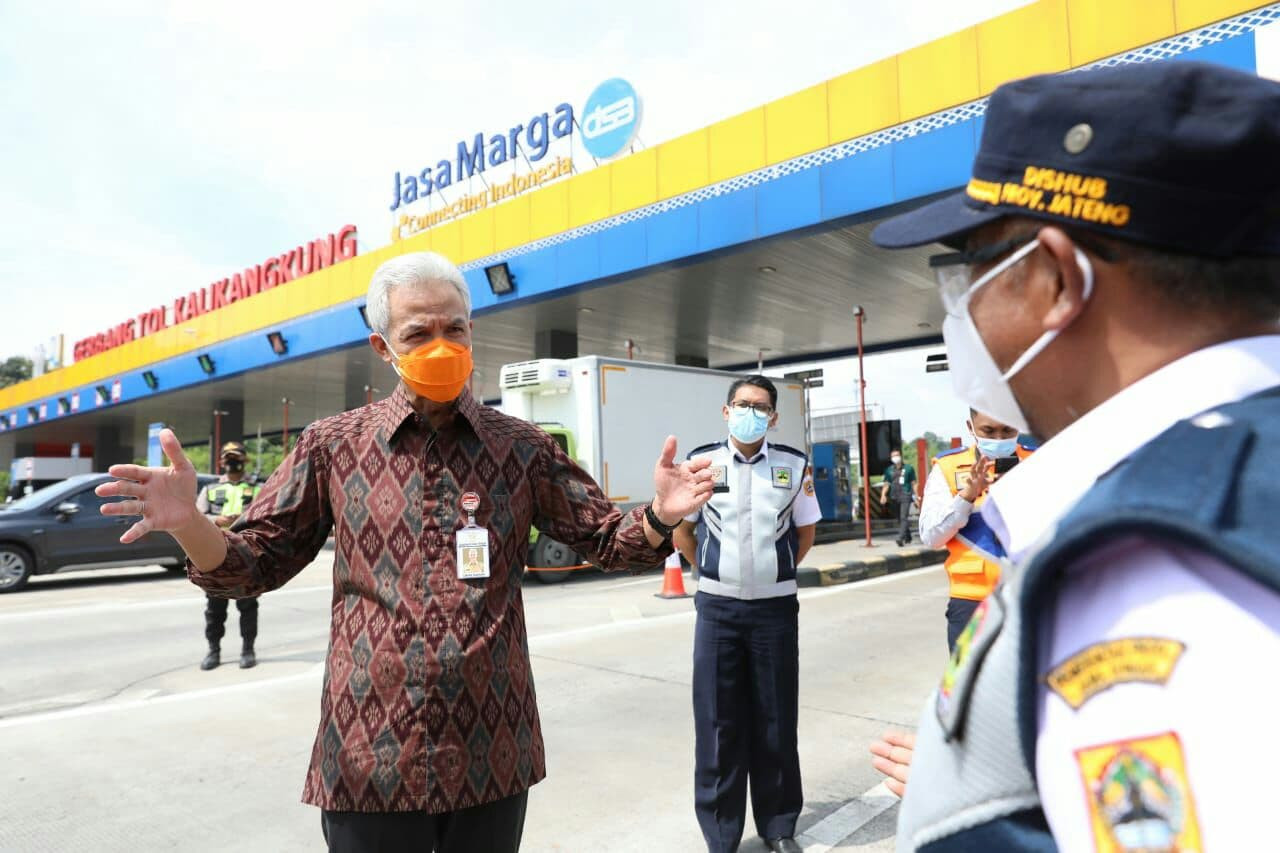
[{"xmin": 942, "ymin": 240, "xmax": 1093, "ymax": 434}]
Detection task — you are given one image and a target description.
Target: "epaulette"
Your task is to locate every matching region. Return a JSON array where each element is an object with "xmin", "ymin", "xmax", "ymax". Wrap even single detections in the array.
[{"xmin": 687, "ymin": 441, "xmax": 725, "ymax": 460}]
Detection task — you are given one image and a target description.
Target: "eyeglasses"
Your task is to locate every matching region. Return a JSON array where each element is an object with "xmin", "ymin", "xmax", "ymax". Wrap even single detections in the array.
[{"xmin": 729, "ymin": 401, "xmax": 774, "ymax": 416}]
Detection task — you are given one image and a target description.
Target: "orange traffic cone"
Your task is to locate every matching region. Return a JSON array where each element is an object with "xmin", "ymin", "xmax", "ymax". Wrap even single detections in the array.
[{"xmin": 655, "ymin": 551, "xmax": 692, "ymax": 599}]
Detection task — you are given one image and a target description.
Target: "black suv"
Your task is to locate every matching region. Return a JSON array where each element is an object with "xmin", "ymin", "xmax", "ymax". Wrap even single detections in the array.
[{"xmin": 0, "ymin": 472, "xmax": 218, "ymax": 593}]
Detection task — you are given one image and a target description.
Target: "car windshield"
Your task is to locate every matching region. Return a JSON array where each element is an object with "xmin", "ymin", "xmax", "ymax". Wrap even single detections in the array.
[{"xmin": 0, "ymin": 475, "xmax": 100, "ymax": 512}]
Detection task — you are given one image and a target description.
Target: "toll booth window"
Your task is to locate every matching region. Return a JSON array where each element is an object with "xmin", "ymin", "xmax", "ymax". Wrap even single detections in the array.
[{"xmin": 816, "ymin": 467, "xmax": 830, "ymax": 480}]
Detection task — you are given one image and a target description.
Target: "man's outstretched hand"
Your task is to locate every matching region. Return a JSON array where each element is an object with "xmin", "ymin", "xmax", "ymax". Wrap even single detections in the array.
[
  {"xmin": 651, "ymin": 435, "xmax": 715, "ymax": 525},
  {"xmin": 96, "ymin": 428, "xmax": 201, "ymax": 544},
  {"xmin": 96, "ymin": 428, "xmax": 229, "ymax": 571},
  {"xmin": 869, "ymin": 729, "xmax": 916, "ymax": 798}
]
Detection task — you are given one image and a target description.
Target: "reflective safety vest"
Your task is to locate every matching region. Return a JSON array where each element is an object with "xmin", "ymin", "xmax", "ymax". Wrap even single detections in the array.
[
  {"xmin": 933, "ymin": 445, "xmax": 1034, "ymax": 601},
  {"xmin": 205, "ymin": 480, "xmax": 260, "ymax": 517}
]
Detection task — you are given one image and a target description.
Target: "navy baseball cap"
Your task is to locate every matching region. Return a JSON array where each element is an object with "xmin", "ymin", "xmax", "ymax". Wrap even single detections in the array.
[{"xmin": 872, "ymin": 61, "xmax": 1280, "ymax": 258}]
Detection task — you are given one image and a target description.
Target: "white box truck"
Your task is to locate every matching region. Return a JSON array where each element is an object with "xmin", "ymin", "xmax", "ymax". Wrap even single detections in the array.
[
  {"xmin": 499, "ymin": 356, "xmax": 807, "ymax": 582},
  {"xmin": 7, "ymin": 456, "xmax": 94, "ymax": 500}
]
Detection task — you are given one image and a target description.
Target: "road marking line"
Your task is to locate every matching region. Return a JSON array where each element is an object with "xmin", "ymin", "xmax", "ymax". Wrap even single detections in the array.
[
  {"xmin": 0, "ymin": 582, "xmax": 334, "ymax": 623},
  {"xmin": 799, "ymin": 781, "xmax": 900, "ymax": 851},
  {"xmin": 0, "ymin": 664, "xmax": 325, "ymax": 729}
]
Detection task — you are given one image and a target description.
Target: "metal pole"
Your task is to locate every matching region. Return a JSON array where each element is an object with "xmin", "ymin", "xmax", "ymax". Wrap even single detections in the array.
[
  {"xmin": 282, "ymin": 398, "xmax": 291, "ymax": 455},
  {"xmin": 803, "ymin": 380, "xmax": 812, "ymax": 461},
  {"xmin": 916, "ymin": 437, "xmax": 928, "ymax": 502},
  {"xmin": 212, "ymin": 410, "xmax": 228, "ymax": 474},
  {"xmin": 854, "ymin": 306, "xmax": 873, "ymax": 547}
]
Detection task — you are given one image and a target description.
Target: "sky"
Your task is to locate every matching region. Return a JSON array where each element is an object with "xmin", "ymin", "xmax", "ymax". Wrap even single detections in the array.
[{"xmin": 0, "ymin": 0, "xmax": 1028, "ymax": 442}]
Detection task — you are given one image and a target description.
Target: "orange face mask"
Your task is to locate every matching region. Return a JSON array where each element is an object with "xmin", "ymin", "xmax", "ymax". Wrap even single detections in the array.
[{"xmin": 383, "ymin": 337, "xmax": 473, "ymax": 403}]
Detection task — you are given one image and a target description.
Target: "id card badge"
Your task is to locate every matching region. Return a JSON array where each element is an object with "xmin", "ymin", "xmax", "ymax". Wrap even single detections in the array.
[{"xmin": 456, "ymin": 492, "xmax": 491, "ymax": 580}]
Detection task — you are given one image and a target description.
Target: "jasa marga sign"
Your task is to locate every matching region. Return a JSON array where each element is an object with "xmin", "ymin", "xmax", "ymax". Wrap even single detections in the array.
[
  {"xmin": 389, "ymin": 104, "xmax": 575, "ymax": 211},
  {"xmin": 387, "ymin": 79, "xmax": 642, "ymax": 214}
]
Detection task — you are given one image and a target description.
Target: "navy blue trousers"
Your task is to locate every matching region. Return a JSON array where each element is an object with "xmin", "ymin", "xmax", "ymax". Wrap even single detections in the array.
[
  {"xmin": 945, "ymin": 597, "xmax": 981, "ymax": 654},
  {"xmin": 693, "ymin": 592, "xmax": 802, "ymax": 852}
]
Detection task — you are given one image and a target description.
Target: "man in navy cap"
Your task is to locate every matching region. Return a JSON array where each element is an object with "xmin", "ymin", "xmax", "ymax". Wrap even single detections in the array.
[{"xmin": 867, "ymin": 60, "xmax": 1280, "ymax": 850}]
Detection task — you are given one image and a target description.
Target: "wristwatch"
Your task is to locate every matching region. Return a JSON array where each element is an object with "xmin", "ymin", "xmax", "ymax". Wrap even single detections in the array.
[{"xmin": 644, "ymin": 502, "xmax": 678, "ymax": 538}]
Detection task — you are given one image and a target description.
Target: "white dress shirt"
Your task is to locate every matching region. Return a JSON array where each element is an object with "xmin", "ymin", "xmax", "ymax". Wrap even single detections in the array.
[
  {"xmin": 684, "ymin": 439, "xmax": 821, "ymax": 600},
  {"xmin": 981, "ymin": 334, "xmax": 1280, "ymax": 851},
  {"xmin": 917, "ymin": 461, "xmax": 975, "ymax": 549}
]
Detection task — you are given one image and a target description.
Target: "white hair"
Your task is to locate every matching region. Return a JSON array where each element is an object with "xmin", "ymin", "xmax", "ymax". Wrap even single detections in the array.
[{"xmin": 365, "ymin": 251, "xmax": 471, "ymax": 337}]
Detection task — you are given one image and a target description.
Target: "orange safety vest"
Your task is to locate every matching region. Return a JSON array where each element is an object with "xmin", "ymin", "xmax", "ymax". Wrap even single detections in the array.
[{"xmin": 932, "ymin": 444, "xmax": 1034, "ymax": 601}]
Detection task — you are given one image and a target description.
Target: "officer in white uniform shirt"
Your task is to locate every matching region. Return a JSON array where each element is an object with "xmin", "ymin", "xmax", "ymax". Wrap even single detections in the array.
[
  {"xmin": 866, "ymin": 61, "xmax": 1280, "ymax": 851},
  {"xmin": 673, "ymin": 375, "xmax": 820, "ymax": 853}
]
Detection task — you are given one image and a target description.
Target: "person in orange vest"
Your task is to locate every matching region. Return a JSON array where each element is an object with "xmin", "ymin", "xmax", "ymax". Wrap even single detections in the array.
[{"xmin": 918, "ymin": 409, "xmax": 1033, "ymax": 651}]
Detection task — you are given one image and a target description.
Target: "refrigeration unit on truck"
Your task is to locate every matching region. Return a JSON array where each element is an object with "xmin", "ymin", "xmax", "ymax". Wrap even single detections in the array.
[
  {"xmin": 499, "ymin": 356, "xmax": 807, "ymax": 582},
  {"xmin": 7, "ymin": 457, "xmax": 94, "ymax": 500}
]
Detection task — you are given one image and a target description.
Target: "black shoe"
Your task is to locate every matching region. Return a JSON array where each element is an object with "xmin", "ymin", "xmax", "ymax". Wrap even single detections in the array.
[
  {"xmin": 200, "ymin": 648, "xmax": 220, "ymax": 670},
  {"xmin": 239, "ymin": 647, "xmax": 257, "ymax": 669},
  {"xmin": 766, "ymin": 839, "xmax": 802, "ymax": 853}
]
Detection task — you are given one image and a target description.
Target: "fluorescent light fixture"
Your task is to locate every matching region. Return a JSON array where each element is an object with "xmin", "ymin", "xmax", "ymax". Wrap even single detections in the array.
[
  {"xmin": 197, "ymin": 354, "xmax": 216, "ymax": 375},
  {"xmin": 267, "ymin": 332, "xmax": 288, "ymax": 356},
  {"xmin": 484, "ymin": 262, "xmax": 515, "ymax": 296}
]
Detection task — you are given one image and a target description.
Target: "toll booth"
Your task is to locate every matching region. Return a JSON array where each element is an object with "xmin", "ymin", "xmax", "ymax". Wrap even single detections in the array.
[{"xmin": 811, "ymin": 440, "xmax": 853, "ymax": 521}]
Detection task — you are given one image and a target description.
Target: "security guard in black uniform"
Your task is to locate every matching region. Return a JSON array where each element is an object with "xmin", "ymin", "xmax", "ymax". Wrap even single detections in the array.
[{"xmin": 196, "ymin": 441, "xmax": 262, "ymax": 670}]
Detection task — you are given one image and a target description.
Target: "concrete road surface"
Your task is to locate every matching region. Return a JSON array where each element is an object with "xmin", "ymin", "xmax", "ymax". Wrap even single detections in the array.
[{"xmin": 0, "ymin": 553, "xmax": 949, "ymax": 852}]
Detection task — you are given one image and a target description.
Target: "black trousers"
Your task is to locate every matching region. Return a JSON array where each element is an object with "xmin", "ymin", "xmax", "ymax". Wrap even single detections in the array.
[
  {"xmin": 945, "ymin": 597, "xmax": 981, "ymax": 654},
  {"xmin": 204, "ymin": 594, "xmax": 258, "ymax": 646},
  {"xmin": 894, "ymin": 498, "xmax": 913, "ymax": 543},
  {"xmin": 693, "ymin": 592, "xmax": 802, "ymax": 852},
  {"xmin": 321, "ymin": 791, "xmax": 528, "ymax": 853}
]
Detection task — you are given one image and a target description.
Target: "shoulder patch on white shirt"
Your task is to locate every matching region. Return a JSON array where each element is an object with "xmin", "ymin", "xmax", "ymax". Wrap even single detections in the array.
[
  {"xmin": 1045, "ymin": 637, "xmax": 1185, "ymax": 710},
  {"xmin": 1075, "ymin": 730, "xmax": 1202, "ymax": 851}
]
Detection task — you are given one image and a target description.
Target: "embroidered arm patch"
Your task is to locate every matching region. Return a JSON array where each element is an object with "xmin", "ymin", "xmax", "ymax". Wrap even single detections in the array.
[{"xmin": 1045, "ymin": 637, "xmax": 1185, "ymax": 710}]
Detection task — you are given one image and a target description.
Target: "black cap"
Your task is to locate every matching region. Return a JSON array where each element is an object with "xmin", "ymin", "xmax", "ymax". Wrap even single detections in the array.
[{"xmin": 872, "ymin": 61, "xmax": 1280, "ymax": 258}]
